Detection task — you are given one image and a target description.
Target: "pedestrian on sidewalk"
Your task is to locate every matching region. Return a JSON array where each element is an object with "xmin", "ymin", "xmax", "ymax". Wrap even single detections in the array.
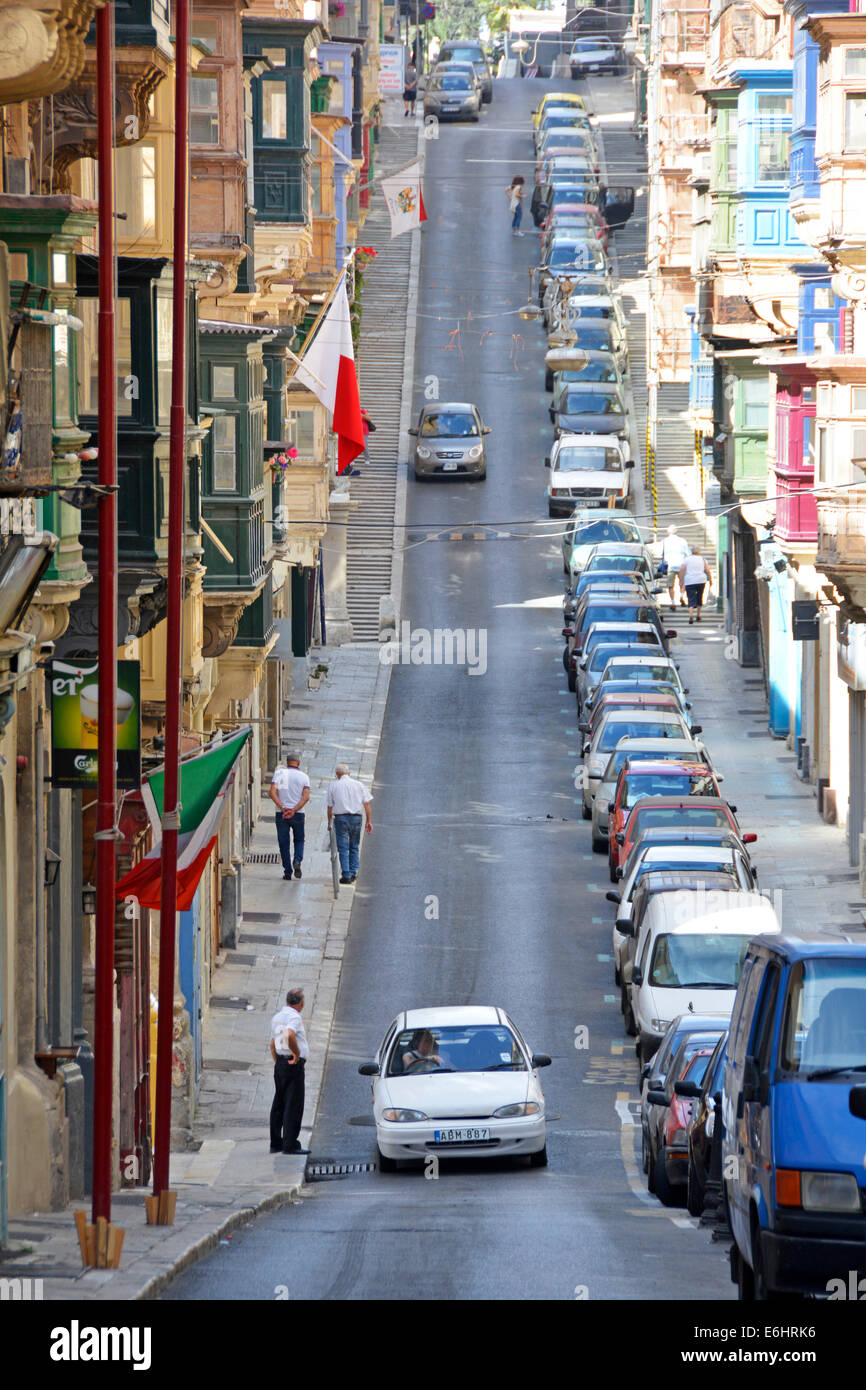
[
  {"xmin": 327, "ymin": 763, "xmax": 373, "ymax": 884},
  {"xmin": 269, "ymin": 751, "xmax": 310, "ymax": 880},
  {"xmin": 660, "ymin": 524, "xmax": 691, "ymax": 609},
  {"xmin": 403, "ymin": 63, "xmax": 418, "ymax": 117},
  {"xmin": 269, "ymin": 987, "xmax": 309, "ymax": 1155},
  {"xmin": 348, "ymin": 405, "xmax": 375, "ymax": 477},
  {"xmin": 679, "ymin": 546, "xmax": 713, "ymax": 624},
  {"xmin": 506, "ymin": 176, "xmax": 525, "ymax": 236}
]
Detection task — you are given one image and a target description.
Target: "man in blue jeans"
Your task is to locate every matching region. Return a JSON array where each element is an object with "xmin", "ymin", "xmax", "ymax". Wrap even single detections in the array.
[
  {"xmin": 268, "ymin": 751, "xmax": 310, "ymax": 880},
  {"xmin": 326, "ymin": 763, "xmax": 373, "ymax": 884}
]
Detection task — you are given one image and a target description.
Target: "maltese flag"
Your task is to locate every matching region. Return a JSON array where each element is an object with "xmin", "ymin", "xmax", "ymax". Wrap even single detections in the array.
[
  {"xmin": 294, "ymin": 277, "xmax": 365, "ymax": 474},
  {"xmin": 380, "ymin": 161, "xmax": 428, "ymax": 238}
]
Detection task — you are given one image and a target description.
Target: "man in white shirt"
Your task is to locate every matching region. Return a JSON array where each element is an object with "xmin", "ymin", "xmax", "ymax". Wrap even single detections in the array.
[
  {"xmin": 269, "ymin": 987, "xmax": 309, "ymax": 1154},
  {"xmin": 326, "ymin": 763, "xmax": 373, "ymax": 885},
  {"xmin": 268, "ymin": 751, "xmax": 310, "ymax": 881},
  {"xmin": 660, "ymin": 525, "xmax": 691, "ymax": 609}
]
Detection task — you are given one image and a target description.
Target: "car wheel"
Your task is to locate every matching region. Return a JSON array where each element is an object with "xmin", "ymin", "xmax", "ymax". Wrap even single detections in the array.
[
  {"xmin": 545, "ymin": 368, "xmax": 553, "ymax": 390},
  {"xmin": 623, "ymin": 987, "xmax": 637, "ymax": 1037},
  {"xmin": 686, "ymin": 1157, "xmax": 703, "ymax": 1217},
  {"xmin": 582, "ymin": 799, "xmax": 592, "ymax": 821},
  {"xmin": 591, "ymin": 831, "xmax": 606, "ymax": 854},
  {"xmin": 475, "ymin": 470, "xmax": 487, "ymax": 482},
  {"xmin": 614, "ymin": 958, "xmax": 621, "ymax": 987},
  {"xmin": 734, "ymin": 1244, "xmax": 755, "ymax": 1302},
  {"xmin": 653, "ymin": 1146, "xmax": 680, "ymax": 1207},
  {"xmin": 377, "ymin": 1146, "xmax": 398, "ymax": 1173},
  {"xmin": 752, "ymin": 1223, "xmax": 798, "ymax": 1300},
  {"xmin": 566, "ymin": 665, "xmax": 576, "ymax": 693},
  {"xmin": 645, "ymin": 1133, "xmax": 656, "ymax": 1192},
  {"xmin": 529, "ymin": 1143, "xmax": 548, "ymax": 1168}
]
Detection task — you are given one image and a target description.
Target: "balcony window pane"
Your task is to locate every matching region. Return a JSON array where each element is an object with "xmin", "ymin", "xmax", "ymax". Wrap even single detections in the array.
[
  {"xmin": 262, "ymin": 79, "xmax": 287, "ymax": 140},
  {"xmin": 116, "ymin": 143, "xmax": 157, "ymax": 241},
  {"xmin": 757, "ymin": 131, "xmax": 789, "ymax": 182},
  {"xmin": 854, "ymin": 387, "xmax": 866, "ymax": 412},
  {"xmin": 287, "ymin": 408, "xmax": 316, "ymax": 455},
  {"xmin": 312, "ymin": 164, "xmax": 322, "ymax": 215},
  {"xmin": 742, "ymin": 376, "xmax": 768, "ymax": 429},
  {"xmin": 213, "ymin": 415, "xmax": 237, "ymax": 490},
  {"xmin": 846, "ymin": 48, "xmax": 866, "ymax": 76},
  {"xmin": 212, "ymin": 364, "xmax": 237, "ymax": 398},
  {"xmin": 846, "ymin": 94, "xmax": 866, "ymax": 150},
  {"xmin": 262, "ymin": 47, "xmax": 286, "ymax": 67},
  {"xmin": 54, "ymin": 324, "xmax": 70, "ymax": 422},
  {"xmin": 191, "ymin": 18, "xmax": 219, "ymax": 50},
  {"xmin": 756, "ymin": 94, "xmax": 791, "ymax": 119},
  {"xmin": 75, "ymin": 297, "xmax": 133, "ymax": 417},
  {"xmin": 725, "ymin": 139, "xmax": 737, "ymax": 187},
  {"xmin": 156, "ymin": 296, "xmax": 172, "ymax": 426},
  {"xmin": 190, "ymin": 76, "xmax": 219, "ymax": 144}
]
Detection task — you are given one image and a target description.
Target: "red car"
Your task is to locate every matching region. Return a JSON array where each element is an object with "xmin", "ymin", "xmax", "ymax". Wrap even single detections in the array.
[
  {"xmin": 647, "ymin": 1048, "xmax": 715, "ymax": 1206},
  {"xmin": 611, "ymin": 795, "xmax": 742, "ymax": 880}
]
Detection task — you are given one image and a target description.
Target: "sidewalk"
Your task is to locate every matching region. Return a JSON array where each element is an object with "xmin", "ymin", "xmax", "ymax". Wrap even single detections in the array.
[{"xmin": 1, "ymin": 645, "xmax": 390, "ymax": 1300}]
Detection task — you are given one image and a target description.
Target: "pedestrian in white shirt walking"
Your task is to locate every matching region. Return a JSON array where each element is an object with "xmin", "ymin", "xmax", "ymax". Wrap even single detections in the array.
[
  {"xmin": 268, "ymin": 751, "xmax": 310, "ymax": 880},
  {"xmin": 326, "ymin": 764, "xmax": 373, "ymax": 885},
  {"xmin": 269, "ymin": 987, "xmax": 309, "ymax": 1154},
  {"xmin": 679, "ymin": 546, "xmax": 714, "ymax": 624},
  {"xmin": 660, "ymin": 524, "xmax": 691, "ymax": 609}
]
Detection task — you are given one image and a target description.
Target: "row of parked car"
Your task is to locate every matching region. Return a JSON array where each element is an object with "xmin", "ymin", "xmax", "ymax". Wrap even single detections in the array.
[{"xmin": 541, "ymin": 93, "xmax": 866, "ymax": 1302}]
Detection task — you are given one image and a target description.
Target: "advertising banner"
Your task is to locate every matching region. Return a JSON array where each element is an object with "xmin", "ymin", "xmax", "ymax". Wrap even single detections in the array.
[
  {"xmin": 379, "ymin": 43, "xmax": 405, "ymax": 95},
  {"xmin": 50, "ymin": 659, "xmax": 141, "ymax": 788}
]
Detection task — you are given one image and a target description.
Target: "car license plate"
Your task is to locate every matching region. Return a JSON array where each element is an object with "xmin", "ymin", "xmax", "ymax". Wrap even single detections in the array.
[
  {"xmin": 443, "ymin": 104, "xmax": 459, "ymax": 111},
  {"xmin": 442, "ymin": 461, "xmax": 458, "ymax": 471},
  {"xmin": 434, "ymin": 1127, "xmax": 490, "ymax": 1143}
]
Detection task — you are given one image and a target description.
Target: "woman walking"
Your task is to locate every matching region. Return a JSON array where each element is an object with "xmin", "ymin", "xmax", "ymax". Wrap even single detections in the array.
[
  {"xmin": 403, "ymin": 62, "xmax": 417, "ymax": 117},
  {"xmin": 506, "ymin": 175, "xmax": 525, "ymax": 236},
  {"xmin": 679, "ymin": 546, "xmax": 713, "ymax": 624}
]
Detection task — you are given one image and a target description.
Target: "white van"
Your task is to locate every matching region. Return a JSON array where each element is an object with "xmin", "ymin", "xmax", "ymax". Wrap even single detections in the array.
[{"xmin": 629, "ymin": 891, "xmax": 781, "ymax": 1064}]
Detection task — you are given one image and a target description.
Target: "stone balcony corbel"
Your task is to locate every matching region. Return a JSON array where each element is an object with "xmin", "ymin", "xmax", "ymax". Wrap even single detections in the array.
[
  {"xmin": 0, "ymin": 0, "xmax": 109, "ymax": 106},
  {"xmin": 201, "ymin": 591, "xmax": 261, "ymax": 658}
]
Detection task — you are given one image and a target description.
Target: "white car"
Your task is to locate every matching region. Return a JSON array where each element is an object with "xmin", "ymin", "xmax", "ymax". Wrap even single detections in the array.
[
  {"xmin": 590, "ymin": 737, "xmax": 707, "ymax": 849},
  {"xmin": 629, "ymin": 893, "xmax": 781, "ymax": 1064},
  {"xmin": 545, "ymin": 434, "xmax": 633, "ymax": 515},
  {"xmin": 581, "ymin": 706, "xmax": 691, "ymax": 808},
  {"xmin": 562, "ymin": 508, "xmax": 645, "ymax": 576},
  {"xmin": 359, "ymin": 1006, "xmax": 551, "ymax": 1170}
]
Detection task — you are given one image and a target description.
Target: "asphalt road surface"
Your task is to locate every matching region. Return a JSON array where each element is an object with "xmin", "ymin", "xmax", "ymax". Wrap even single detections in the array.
[{"xmin": 166, "ymin": 74, "xmax": 735, "ymax": 1302}]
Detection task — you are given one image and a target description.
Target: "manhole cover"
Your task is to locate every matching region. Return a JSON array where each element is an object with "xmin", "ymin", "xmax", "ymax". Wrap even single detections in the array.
[
  {"xmin": 305, "ymin": 1160, "xmax": 376, "ymax": 1180},
  {"xmin": 203, "ymin": 1059, "xmax": 252, "ymax": 1072},
  {"xmin": 225, "ymin": 952, "xmax": 258, "ymax": 965},
  {"xmin": 242, "ymin": 912, "xmax": 283, "ymax": 923}
]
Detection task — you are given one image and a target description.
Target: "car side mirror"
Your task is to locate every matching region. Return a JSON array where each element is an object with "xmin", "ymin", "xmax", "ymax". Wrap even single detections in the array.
[
  {"xmin": 408, "ymin": 426, "xmax": 418, "ymax": 436},
  {"xmin": 482, "ymin": 426, "xmax": 491, "ymax": 435},
  {"xmin": 631, "ymin": 965, "xmax": 643, "ymax": 986},
  {"xmin": 605, "ymin": 890, "xmax": 621, "ymax": 905},
  {"xmin": 690, "ymin": 725, "xmax": 702, "ymax": 735},
  {"xmin": 615, "ymin": 832, "xmax": 625, "ymax": 845},
  {"xmin": 674, "ymin": 1080, "xmax": 701, "ymax": 1099},
  {"xmin": 582, "ymin": 740, "xmax": 590, "ymax": 756},
  {"xmin": 665, "ymin": 630, "xmax": 677, "ymax": 640},
  {"xmin": 742, "ymin": 832, "xmax": 757, "ymax": 844},
  {"xmin": 545, "ymin": 457, "xmax": 551, "ymax": 467},
  {"xmin": 578, "ymin": 720, "xmax": 589, "ymax": 733},
  {"xmin": 562, "ymin": 628, "xmax": 574, "ymax": 640},
  {"xmin": 729, "ymin": 805, "xmax": 738, "ymax": 814},
  {"xmin": 625, "ymin": 459, "xmax": 635, "ymax": 468},
  {"xmin": 646, "ymin": 1088, "xmax": 667, "ymax": 1106},
  {"xmin": 616, "ymin": 917, "xmax": 633, "ymax": 935},
  {"xmin": 849, "ymin": 1084, "xmax": 866, "ymax": 1120},
  {"xmin": 532, "ymin": 1052, "xmax": 552, "ymax": 1068},
  {"xmin": 358, "ymin": 1061, "xmax": 379, "ymax": 1076}
]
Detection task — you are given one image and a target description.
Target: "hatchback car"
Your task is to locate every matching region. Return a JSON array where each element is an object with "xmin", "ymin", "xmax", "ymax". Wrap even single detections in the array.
[
  {"xmin": 576, "ymin": 630, "xmax": 668, "ymax": 706},
  {"xmin": 682, "ymin": 1029, "xmax": 728, "ymax": 1217},
  {"xmin": 582, "ymin": 709, "xmax": 692, "ymax": 807},
  {"xmin": 569, "ymin": 37, "xmax": 624, "ymax": 77},
  {"xmin": 612, "ymin": 796, "xmax": 745, "ymax": 878},
  {"xmin": 410, "ymin": 402, "xmax": 489, "ymax": 480},
  {"xmin": 590, "ymin": 739, "xmax": 707, "ymax": 849},
  {"xmin": 423, "ymin": 72, "xmax": 481, "ymax": 121},
  {"xmin": 532, "ymin": 92, "xmax": 588, "ymax": 130},
  {"xmin": 551, "ymin": 382, "xmax": 628, "ymax": 442},
  {"xmin": 639, "ymin": 1014, "xmax": 731, "ymax": 1179},
  {"xmin": 358, "ymin": 1005, "xmax": 552, "ymax": 1170}
]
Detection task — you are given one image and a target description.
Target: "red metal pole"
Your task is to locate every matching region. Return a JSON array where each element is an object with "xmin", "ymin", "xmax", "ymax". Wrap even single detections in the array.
[
  {"xmin": 153, "ymin": 0, "xmax": 189, "ymax": 1199},
  {"xmin": 93, "ymin": 1, "xmax": 118, "ymax": 1226}
]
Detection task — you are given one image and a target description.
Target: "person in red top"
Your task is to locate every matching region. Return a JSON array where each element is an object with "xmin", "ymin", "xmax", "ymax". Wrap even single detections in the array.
[{"xmin": 350, "ymin": 407, "xmax": 375, "ymax": 477}]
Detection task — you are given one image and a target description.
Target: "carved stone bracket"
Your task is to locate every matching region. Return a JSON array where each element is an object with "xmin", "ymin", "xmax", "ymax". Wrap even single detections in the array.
[
  {"xmin": 0, "ymin": 0, "xmax": 108, "ymax": 106},
  {"xmin": 201, "ymin": 596, "xmax": 251, "ymax": 659}
]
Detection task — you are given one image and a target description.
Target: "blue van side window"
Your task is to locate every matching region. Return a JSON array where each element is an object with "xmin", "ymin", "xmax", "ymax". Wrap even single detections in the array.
[{"xmin": 730, "ymin": 956, "xmax": 764, "ymax": 1067}]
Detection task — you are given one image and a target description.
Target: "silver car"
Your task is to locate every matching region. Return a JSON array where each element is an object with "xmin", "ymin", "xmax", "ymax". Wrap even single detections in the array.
[
  {"xmin": 410, "ymin": 402, "xmax": 490, "ymax": 480},
  {"xmin": 423, "ymin": 72, "xmax": 481, "ymax": 122}
]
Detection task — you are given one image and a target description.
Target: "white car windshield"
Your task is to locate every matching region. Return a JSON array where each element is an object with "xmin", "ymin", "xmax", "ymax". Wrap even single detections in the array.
[
  {"xmin": 387, "ymin": 1024, "xmax": 527, "ymax": 1076},
  {"xmin": 556, "ymin": 447, "xmax": 623, "ymax": 471},
  {"xmin": 648, "ymin": 933, "xmax": 753, "ymax": 989}
]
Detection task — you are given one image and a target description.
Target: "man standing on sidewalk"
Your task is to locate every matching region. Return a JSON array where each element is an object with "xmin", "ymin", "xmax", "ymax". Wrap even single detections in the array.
[
  {"xmin": 268, "ymin": 751, "xmax": 310, "ymax": 880},
  {"xmin": 660, "ymin": 525, "xmax": 691, "ymax": 609},
  {"xmin": 269, "ymin": 987, "xmax": 309, "ymax": 1155},
  {"xmin": 327, "ymin": 763, "xmax": 373, "ymax": 885}
]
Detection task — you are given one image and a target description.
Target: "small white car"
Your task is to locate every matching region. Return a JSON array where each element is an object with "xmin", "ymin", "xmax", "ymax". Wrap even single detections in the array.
[
  {"xmin": 545, "ymin": 434, "xmax": 633, "ymax": 515},
  {"xmin": 359, "ymin": 1006, "xmax": 551, "ymax": 1170}
]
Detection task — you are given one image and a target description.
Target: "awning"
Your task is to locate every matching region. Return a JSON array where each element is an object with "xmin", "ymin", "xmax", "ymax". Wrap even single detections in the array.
[{"xmin": 739, "ymin": 496, "xmax": 777, "ymax": 532}]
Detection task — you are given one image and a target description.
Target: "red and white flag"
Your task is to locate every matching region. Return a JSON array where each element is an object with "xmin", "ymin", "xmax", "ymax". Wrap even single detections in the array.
[
  {"xmin": 294, "ymin": 277, "xmax": 365, "ymax": 474},
  {"xmin": 380, "ymin": 160, "xmax": 427, "ymax": 238}
]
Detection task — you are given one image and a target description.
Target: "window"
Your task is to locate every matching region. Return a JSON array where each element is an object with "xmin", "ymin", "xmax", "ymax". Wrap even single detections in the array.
[
  {"xmin": 780, "ymin": 957, "xmax": 866, "ymax": 1073},
  {"xmin": 846, "ymin": 47, "xmax": 866, "ymax": 76},
  {"xmin": 816, "ymin": 425, "xmax": 828, "ymax": 484},
  {"xmin": 261, "ymin": 78, "xmax": 287, "ymax": 140},
  {"xmin": 311, "ymin": 164, "xmax": 322, "ymax": 216},
  {"xmin": 846, "ymin": 94, "xmax": 866, "ymax": 151},
  {"xmin": 853, "ymin": 387, "xmax": 866, "ymax": 413},
  {"xmin": 725, "ymin": 138, "xmax": 737, "ymax": 187},
  {"xmin": 115, "ymin": 143, "xmax": 157, "ymax": 241},
  {"xmin": 287, "ymin": 408, "xmax": 316, "ymax": 456},
  {"xmin": 75, "ymin": 296, "xmax": 133, "ymax": 417},
  {"xmin": 741, "ymin": 376, "xmax": 769, "ymax": 429},
  {"xmin": 190, "ymin": 76, "xmax": 219, "ymax": 144},
  {"xmin": 155, "ymin": 296, "xmax": 172, "ymax": 427},
  {"xmin": 53, "ymin": 324, "xmax": 70, "ymax": 422},
  {"xmin": 190, "ymin": 17, "xmax": 219, "ymax": 51},
  {"xmin": 756, "ymin": 129, "xmax": 789, "ymax": 182},
  {"xmin": 814, "ymin": 287, "xmax": 833, "ymax": 311},
  {"xmin": 328, "ymin": 78, "xmax": 344, "ymax": 116},
  {"xmin": 212, "ymin": 415, "xmax": 237, "ymax": 490},
  {"xmin": 756, "ymin": 94, "xmax": 791, "ymax": 120},
  {"xmin": 212, "ymin": 364, "xmax": 237, "ymax": 399},
  {"xmin": 852, "ymin": 427, "xmax": 866, "ymax": 464}
]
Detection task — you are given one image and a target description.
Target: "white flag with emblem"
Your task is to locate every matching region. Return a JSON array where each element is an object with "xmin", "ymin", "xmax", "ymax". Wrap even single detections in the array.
[{"xmin": 379, "ymin": 160, "xmax": 428, "ymax": 238}]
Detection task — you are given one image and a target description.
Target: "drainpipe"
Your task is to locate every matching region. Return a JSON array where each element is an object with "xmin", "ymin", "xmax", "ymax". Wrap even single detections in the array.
[
  {"xmin": 35, "ymin": 704, "xmax": 46, "ymax": 1054},
  {"xmin": 93, "ymin": 1, "xmax": 118, "ymax": 1228},
  {"xmin": 352, "ymin": 48, "xmax": 364, "ymax": 161},
  {"xmin": 153, "ymin": 0, "xmax": 189, "ymax": 1206}
]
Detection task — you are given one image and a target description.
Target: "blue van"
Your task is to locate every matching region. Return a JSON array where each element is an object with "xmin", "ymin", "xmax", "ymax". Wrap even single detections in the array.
[{"xmin": 722, "ymin": 931, "xmax": 866, "ymax": 1300}]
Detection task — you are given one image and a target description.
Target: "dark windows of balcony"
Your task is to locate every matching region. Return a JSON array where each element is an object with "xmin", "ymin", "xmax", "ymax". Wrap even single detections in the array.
[
  {"xmin": 261, "ymin": 47, "xmax": 287, "ymax": 67},
  {"xmin": 190, "ymin": 75, "xmax": 220, "ymax": 144},
  {"xmin": 212, "ymin": 364, "xmax": 237, "ymax": 398},
  {"xmin": 191, "ymin": 17, "xmax": 219, "ymax": 51}
]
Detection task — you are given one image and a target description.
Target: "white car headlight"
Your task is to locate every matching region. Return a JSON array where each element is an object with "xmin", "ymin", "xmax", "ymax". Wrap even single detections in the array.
[
  {"xmin": 801, "ymin": 1171, "xmax": 861, "ymax": 1212},
  {"xmin": 382, "ymin": 1108, "xmax": 429, "ymax": 1123},
  {"xmin": 467, "ymin": 443, "xmax": 483, "ymax": 459},
  {"xmin": 416, "ymin": 445, "xmax": 431, "ymax": 459},
  {"xmin": 492, "ymin": 1101, "xmax": 542, "ymax": 1118},
  {"xmin": 586, "ymin": 757, "xmax": 605, "ymax": 777},
  {"xmin": 596, "ymin": 798, "xmax": 610, "ymax": 814},
  {"xmin": 650, "ymin": 1018, "xmax": 672, "ymax": 1033}
]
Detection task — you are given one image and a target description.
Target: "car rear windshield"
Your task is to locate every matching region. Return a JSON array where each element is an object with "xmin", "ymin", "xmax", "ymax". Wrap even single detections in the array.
[
  {"xmin": 648, "ymin": 934, "xmax": 753, "ymax": 989},
  {"xmin": 588, "ymin": 634, "xmax": 659, "ymax": 666},
  {"xmin": 569, "ymin": 362, "xmax": 619, "ymax": 384},
  {"xmin": 433, "ymin": 74, "xmax": 471, "ymax": 90},
  {"xmin": 549, "ymin": 245, "xmax": 599, "ymax": 270},
  {"xmin": 598, "ymin": 719, "xmax": 684, "ymax": 751},
  {"xmin": 780, "ymin": 957, "xmax": 866, "ymax": 1074},
  {"xmin": 558, "ymin": 446, "xmax": 622, "ymax": 471},
  {"xmin": 586, "ymin": 553, "xmax": 647, "ymax": 572},
  {"xmin": 633, "ymin": 806, "xmax": 731, "ymax": 831},
  {"xmin": 602, "ymin": 747, "xmax": 696, "ymax": 781},
  {"xmin": 624, "ymin": 771, "xmax": 716, "ymax": 806},
  {"xmin": 603, "ymin": 663, "xmax": 676, "ymax": 683},
  {"xmin": 569, "ymin": 519, "xmax": 638, "ymax": 547},
  {"xmin": 387, "ymin": 1024, "xmax": 526, "ymax": 1076},
  {"xmin": 442, "ymin": 45, "xmax": 483, "ymax": 61},
  {"xmin": 562, "ymin": 389, "xmax": 621, "ymax": 414},
  {"xmin": 421, "ymin": 411, "xmax": 477, "ymax": 436},
  {"xmin": 575, "ymin": 324, "xmax": 614, "ymax": 346}
]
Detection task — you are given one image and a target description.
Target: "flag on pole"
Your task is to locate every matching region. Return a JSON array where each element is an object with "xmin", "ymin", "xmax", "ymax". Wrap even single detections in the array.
[
  {"xmin": 293, "ymin": 277, "xmax": 365, "ymax": 474},
  {"xmin": 380, "ymin": 161, "xmax": 427, "ymax": 238},
  {"xmin": 115, "ymin": 727, "xmax": 251, "ymax": 911}
]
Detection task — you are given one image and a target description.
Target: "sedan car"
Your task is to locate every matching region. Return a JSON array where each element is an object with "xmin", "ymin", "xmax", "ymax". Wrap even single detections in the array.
[
  {"xmin": 638, "ymin": 1014, "xmax": 731, "ymax": 1181},
  {"xmin": 534, "ymin": 112, "xmax": 593, "ymax": 152},
  {"xmin": 576, "ymin": 631, "xmax": 669, "ymax": 706},
  {"xmin": 545, "ymin": 434, "xmax": 632, "ymax": 515},
  {"xmin": 423, "ymin": 72, "xmax": 481, "ymax": 121},
  {"xmin": 409, "ymin": 401, "xmax": 489, "ymax": 480},
  {"xmin": 532, "ymin": 179, "xmax": 604, "ymax": 226},
  {"xmin": 358, "ymin": 1006, "xmax": 552, "ymax": 1170},
  {"xmin": 551, "ymin": 381, "xmax": 628, "ymax": 441},
  {"xmin": 683, "ymin": 1030, "xmax": 728, "ymax": 1217},
  {"xmin": 582, "ymin": 709, "xmax": 692, "ymax": 808},
  {"xmin": 569, "ymin": 36, "xmax": 624, "ymax": 77},
  {"xmin": 613, "ymin": 796, "xmax": 746, "ymax": 878}
]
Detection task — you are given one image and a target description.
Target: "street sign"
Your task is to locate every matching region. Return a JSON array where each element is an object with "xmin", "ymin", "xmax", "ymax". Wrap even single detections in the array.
[{"xmin": 50, "ymin": 659, "xmax": 141, "ymax": 788}]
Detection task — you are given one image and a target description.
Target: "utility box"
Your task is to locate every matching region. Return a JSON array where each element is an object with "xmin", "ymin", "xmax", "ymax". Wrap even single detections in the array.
[{"xmin": 792, "ymin": 599, "xmax": 819, "ymax": 641}]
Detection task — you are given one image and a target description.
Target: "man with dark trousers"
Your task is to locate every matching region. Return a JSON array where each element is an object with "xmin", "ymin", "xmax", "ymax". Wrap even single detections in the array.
[
  {"xmin": 269, "ymin": 751, "xmax": 310, "ymax": 880},
  {"xmin": 269, "ymin": 987, "xmax": 309, "ymax": 1154}
]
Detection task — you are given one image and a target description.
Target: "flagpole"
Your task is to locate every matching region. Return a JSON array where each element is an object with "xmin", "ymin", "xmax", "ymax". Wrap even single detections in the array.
[{"xmin": 150, "ymin": 0, "xmax": 189, "ymax": 1224}]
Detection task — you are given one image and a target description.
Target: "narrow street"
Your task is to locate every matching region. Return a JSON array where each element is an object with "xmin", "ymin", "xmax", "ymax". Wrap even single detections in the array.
[{"xmin": 165, "ymin": 77, "xmax": 736, "ymax": 1302}]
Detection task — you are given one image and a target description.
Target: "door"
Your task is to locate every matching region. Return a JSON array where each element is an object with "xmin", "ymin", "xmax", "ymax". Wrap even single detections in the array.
[{"xmin": 179, "ymin": 892, "xmax": 203, "ymax": 1086}]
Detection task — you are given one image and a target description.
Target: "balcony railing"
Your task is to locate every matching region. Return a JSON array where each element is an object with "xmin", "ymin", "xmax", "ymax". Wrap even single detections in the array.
[
  {"xmin": 774, "ymin": 463, "xmax": 817, "ymax": 546},
  {"xmin": 690, "ymin": 359, "xmax": 713, "ymax": 413},
  {"xmin": 817, "ymin": 488, "xmax": 866, "ymax": 576}
]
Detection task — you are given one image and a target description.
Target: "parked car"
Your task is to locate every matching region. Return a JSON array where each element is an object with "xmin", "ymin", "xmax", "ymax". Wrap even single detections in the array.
[
  {"xmin": 630, "ymin": 892, "xmax": 781, "ymax": 1064},
  {"xmin": 581, "ymin": 690, "xmax": 688, "ymax": 741},
  {"xmin": 581, "ymin": 542, "xmax": 657, "ymax": 583},
  {"xmin": 569, "ymin": 36, "xmax": 624, "ymax": 77},
  {"xmin": 590, "ymin": 738, "xmax": 708, "ymax": 845},
  {"xmin": 569, "ymin": 610, "xmax": 670, "ymax": 686},
  {"xmin": 409, "ymin": 402, "xmax": 489, "ymax": 480},
  {"xmin": 550, "ymin": 382, "xmax": 628, "ymax": 443},
  {"xmin": 561, "ymin": 510, "xmax": 645, "ymax": 575},
  {"xmin": 595, "ymin": 653, "xmax": 688, "ymax": 699},
  {"xmin": 436, "ymin": 41, "xmax": 493, "ymax": 101},
  {"xmin": 582, "ymin": 709, "xmax": 692, "ymax": 807},
  {"xmin": 612, "ymin": 795, "xmax": 745, "ymax": 879},
  {"xmin": 532, "ymin": 179, "xmax": 603, "ymax": 226},
  {"xmin": 422, "ymin": 72, "xmax": 481, "ymax": 121},
  {"xmin": 548, "ymin": 291, "xmax": 626, "ymax": 337},
  {"xmin": 358, "ymin": 1005, "xmax": 551, "ymax": 1170},
  {"xmin": 609, "ymin": 766, "xmax": 727, "ymax": 871},
  {"xmin": 534, "ymin": 112, "xmax": 594, "ymax": 153},
  {"xmin": 723, "ymin": 931, "xmax": 866, "ymax": 1300},
  {"xmin": 645, "ymin": 1043, "xmax": 719, "ymax": 1205},
  {"xmin": 572, "ymin": 572, "xmax": 652, "ymax": 604},
  {"xmin": 536, "ymin": 127, "xmax": 598, "ymax": 171},
  {"xmin": 639, "ymin": 1014, "xmax": 731, "ymax": 1178},
  {"xmin": 545, "ymin": 434, "xmax": 632, "ymax": 515},
  {"xmin": 541, "ymin": 205, "xmax": 608, "ymax": 251},
  {"xmin": 532, "ymin": 92, "xmax": 588, "ymax": 130},
  {"xmin": 576, "ymin": 631, "xmax": 669, "ymax": 706},
  {"xmin": 621, "ymin": 828, "xmax": 756, "ymax": 890},
  {"xmin": 539, "ymin": 235, "xmax": 608, "ymax": 289},
  {"xmin": 682, "ymin": 1029, "xmax": 729, "ymax": 1217}
]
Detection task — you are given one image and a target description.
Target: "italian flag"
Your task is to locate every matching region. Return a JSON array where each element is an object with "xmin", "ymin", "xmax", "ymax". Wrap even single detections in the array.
[
  {"xmin": 294, "ymin": 276, "xmax": 365, "ymax": 475},
  {"xmin": 116, "ymin": 727, "xmax": 251, "ymax": 911}
]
